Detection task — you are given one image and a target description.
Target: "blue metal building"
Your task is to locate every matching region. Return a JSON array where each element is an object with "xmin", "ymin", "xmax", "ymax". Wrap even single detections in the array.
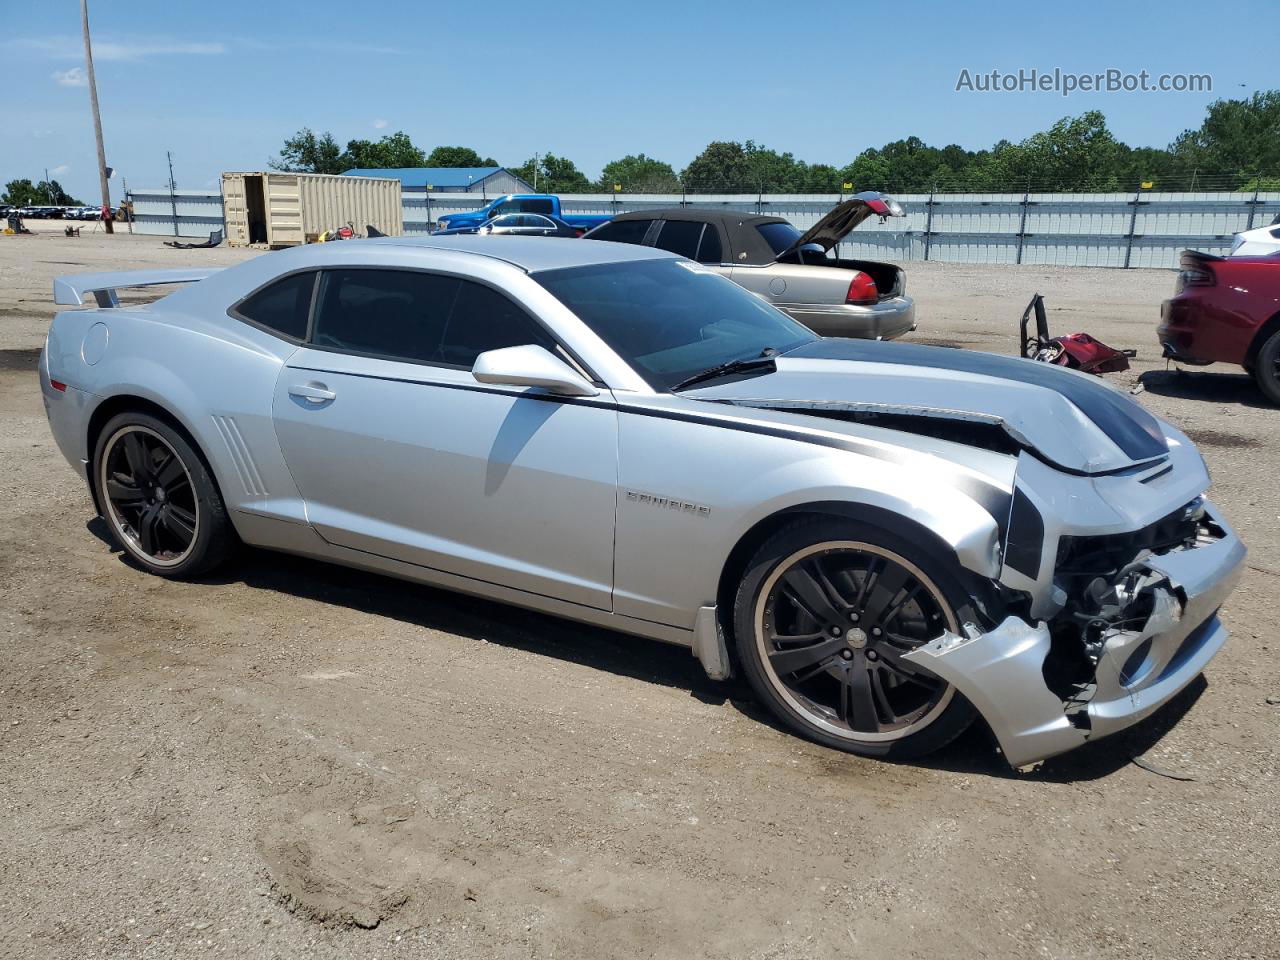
[{"xmin": 342, "ymin": 166, "xmax": 534, "ymax": 196}]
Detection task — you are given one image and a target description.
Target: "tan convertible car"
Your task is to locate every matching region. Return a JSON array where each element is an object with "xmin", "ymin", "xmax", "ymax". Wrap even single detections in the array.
[{"xmin": 584, "ymin": 193, "xmax": 915, "ymax": 340}]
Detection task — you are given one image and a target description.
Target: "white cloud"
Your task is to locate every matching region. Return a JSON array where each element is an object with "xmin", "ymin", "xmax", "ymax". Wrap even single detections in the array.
[
  {"xmin": 373, "ymin": 118, "xmax": 388, "ymax": 129},
  {"xmin": 52, "ymin": 66, "xmax": 87, "ymax": 86},
  {"xmin": 22, "ymin": 36, "xmax": 226, "ymax": 61},
  {"xmin": 50, "ymin": 165, "xmax": 70, "ymax": 176}
]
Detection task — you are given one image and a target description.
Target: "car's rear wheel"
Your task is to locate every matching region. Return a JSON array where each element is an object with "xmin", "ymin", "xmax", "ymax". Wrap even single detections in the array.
[
  {"xmin": 94, "ymin": 412, "xmax": 234, "ymax": 578},
  {"xmin": 733, "ymin": 519, "xmax": 976, "ymax": 760},
  {"xmin": 1253, "ymin": 329, "xmax": 1280, "ymax": 405}
]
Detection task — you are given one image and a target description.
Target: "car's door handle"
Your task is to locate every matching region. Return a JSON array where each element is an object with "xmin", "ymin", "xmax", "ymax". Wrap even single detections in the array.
[{"xmin": 288, "ymin": 382, "xmax": 336, "ymax": 403}]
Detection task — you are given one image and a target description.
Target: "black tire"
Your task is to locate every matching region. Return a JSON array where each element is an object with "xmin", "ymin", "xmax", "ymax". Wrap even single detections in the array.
[
  {"xmin": 93, "ymin": 411, "xmax": 235, "ymax": 578},
  {"xmin": 732, "ymin": 518, "xmax": 977, "ymax": 761},
  {"xmin": 1253, "ymin": 328, "xmax": 1280, "ymax": 406}
]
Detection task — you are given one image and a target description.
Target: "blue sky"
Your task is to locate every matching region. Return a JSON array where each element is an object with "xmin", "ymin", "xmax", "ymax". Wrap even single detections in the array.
[{"xmin": 4, "ymin": 0, "xmax": 1272, "ymax": 201}]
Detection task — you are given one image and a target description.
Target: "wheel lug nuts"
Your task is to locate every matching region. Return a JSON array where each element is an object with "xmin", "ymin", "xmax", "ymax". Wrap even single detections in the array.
[
  {"xmin": 850, "ymin": 613, "xmax": 860, "ymax": 622},
  {"xmin": 829, "ymin": 627, "xmax": 842, "ymax": 637},
  {"xmin": 867, "ymin": 650, "xmax": 879, "ymax": 661},
  {"xmin": 871, "ymin": 627, "xmax": 882, "ymax": 637},
  {"xmin": 840, "ymin": 650, "xmax": 853, "ymax": 660}
]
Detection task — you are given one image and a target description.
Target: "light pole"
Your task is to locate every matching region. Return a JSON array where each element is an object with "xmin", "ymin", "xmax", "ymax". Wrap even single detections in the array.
[{"xmin": 80, "ymin": 0, "xmax": 114, "ymax": 233}]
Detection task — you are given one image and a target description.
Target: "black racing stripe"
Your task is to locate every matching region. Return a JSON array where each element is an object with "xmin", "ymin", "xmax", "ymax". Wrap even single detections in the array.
[
  {"xmin": 287, "ymin": 364, "xmax": 1013, "ymax": 529},
  {"xmin": 788, "ymin": 339, "xmax": 1168, "ymax": 461},
  {"xmin": 1004, "ymin": 488, "xmax": 1044, "ymax": 579}
]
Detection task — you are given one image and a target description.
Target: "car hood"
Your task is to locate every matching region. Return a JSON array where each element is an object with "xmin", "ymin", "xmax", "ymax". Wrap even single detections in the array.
[
  {"xmin": 686, "ymin": 339, "xmax": 1170, "ymax": 475},
  {"xmin": 778, "ymin": 192, "xmax": 905, "ymax": 259}
]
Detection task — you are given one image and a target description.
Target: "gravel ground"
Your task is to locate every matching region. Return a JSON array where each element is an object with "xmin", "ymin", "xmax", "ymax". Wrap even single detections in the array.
[{"xmin": 1, "ymin": 226, "xmax": 1277, "ymax": 960}]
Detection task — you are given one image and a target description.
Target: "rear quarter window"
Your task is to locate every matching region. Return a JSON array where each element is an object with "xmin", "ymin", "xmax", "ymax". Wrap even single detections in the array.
[{"xmin": 231, "ymin": 271, "xmax": 316, "ymax": 341}]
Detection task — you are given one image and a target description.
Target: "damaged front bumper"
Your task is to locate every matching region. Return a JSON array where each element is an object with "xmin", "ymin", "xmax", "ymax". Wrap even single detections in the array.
[{"xmin": 904, "ymin": 509, "xmax": 1245, "ymax": 767}]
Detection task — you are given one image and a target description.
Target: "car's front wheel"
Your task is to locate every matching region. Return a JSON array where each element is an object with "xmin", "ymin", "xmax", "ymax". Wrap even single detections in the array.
[
  {"xmin": 1253, "ymin": 328, "xmax": 1280, "ymax": 405},
  {"xmin": 94, "ymin": 412, "xmax": 235, "ymax": 578},
  {"xmin": 733, "ymin": 519, "xmax": 977, "ymax": 760}
]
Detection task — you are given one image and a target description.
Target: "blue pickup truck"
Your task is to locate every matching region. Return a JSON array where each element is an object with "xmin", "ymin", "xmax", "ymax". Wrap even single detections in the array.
[{"xmin": 433, "ymin": 195, "xmax": 611, "ymax": 234}]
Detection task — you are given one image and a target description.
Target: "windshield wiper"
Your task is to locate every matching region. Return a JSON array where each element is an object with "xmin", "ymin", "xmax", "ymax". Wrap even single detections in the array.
[{"xmin": 671, "ymin": 347, "xmax": 780, "ymax": 392}]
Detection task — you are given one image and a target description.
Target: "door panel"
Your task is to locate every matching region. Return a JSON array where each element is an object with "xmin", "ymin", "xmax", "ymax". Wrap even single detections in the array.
[{"xmin": 272, "ymin": 350, "xmax": 618, "ymax": 610}]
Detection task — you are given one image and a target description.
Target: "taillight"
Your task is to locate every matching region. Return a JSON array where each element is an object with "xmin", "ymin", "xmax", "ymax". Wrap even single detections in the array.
[
  {"xmin": 845, "ymin": 273, "xmax": 879, "ymax": 304},
  {"xmin": 1175, "ymin": 267, "xmax": 1214, "ymax": 293},
  {"xmin": 49, "ymin": 378, "xmax": 67, "ymax": 392}
]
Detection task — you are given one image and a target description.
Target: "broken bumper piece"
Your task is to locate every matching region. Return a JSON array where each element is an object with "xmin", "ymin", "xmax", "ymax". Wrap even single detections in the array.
[{"xmin": 904, "ymin": 516, "xmax": 1245, "ymax": 768}]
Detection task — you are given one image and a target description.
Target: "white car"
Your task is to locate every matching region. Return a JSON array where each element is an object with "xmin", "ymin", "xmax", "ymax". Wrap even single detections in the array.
[{"xmin": 1229, "ymin": 219, "xmax": 1280, "ymax": 257}]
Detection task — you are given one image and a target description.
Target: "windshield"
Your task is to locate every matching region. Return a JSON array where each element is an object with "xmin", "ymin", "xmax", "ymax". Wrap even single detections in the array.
[{"xmin": 533, "ymin": 259, "xmax": 815, "ymax": 390}]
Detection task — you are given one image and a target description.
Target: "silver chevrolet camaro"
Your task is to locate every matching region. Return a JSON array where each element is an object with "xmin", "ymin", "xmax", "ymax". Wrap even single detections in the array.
[{"xmin": 41, "ymin": 235, "xmax": 1245, "ymax": 766}]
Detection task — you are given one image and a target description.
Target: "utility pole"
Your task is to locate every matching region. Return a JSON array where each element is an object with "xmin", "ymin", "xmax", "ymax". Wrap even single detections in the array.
[
  {"xmin": 167, "ymin": 151, "xmax": 179, "ymax": 237},
  {"xmin": 81, "ymin": 0, "xmax": 114, "ymax": 233},
  {"xmin": 44, "ymin": 168, "xmax": 52, "ymax": 203}
]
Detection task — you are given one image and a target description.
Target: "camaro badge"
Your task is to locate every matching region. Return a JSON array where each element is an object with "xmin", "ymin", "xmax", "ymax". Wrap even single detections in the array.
[{"xmin": 625, "ymin": 490, "xmax": 711, "ymax": 517}]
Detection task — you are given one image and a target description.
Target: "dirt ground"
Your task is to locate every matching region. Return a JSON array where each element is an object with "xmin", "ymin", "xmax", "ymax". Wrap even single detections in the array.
[{"xmin": 1, "ymin": 225, "xmax": 1277, "ymax": 960}]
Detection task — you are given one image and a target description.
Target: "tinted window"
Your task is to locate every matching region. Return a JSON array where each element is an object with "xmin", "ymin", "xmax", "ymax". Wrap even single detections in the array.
[
  {"xmin": 495, "ymin": 198, "xmax": 554, "ymax": 216},
  {"xmin": 234, "ymin": 271, "xmax": 315, "ymax": 340},
  {"xmin": 653, "ymin": 220, "xmax": 704, "ymax": 259},
  {"xmin": 436, "ymin": 280, "xmax": 559, "ymax": 368},
  {"xmin": 696, "ymin": 225, "xmax": 723, "ymax": 264},
  {"xmin": 312, "ymin": 269, "xmax": 457, "ymax": 362},
  {"xmin": 534, "ymin": 260, "xmax": 814, "ymax": 391},
  {"xmin": 587, "ymin": 219, "xmax": 653, "ymax": 245},
  {"xmin": 755, "ymin": 221, "xmax": 804, "ymax": 255}
]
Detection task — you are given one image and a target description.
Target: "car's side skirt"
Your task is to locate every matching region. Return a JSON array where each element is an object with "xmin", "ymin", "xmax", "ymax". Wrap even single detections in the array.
[{"xmin": 232, "ymin": 509, "xmax": 697, "ymax": 649}]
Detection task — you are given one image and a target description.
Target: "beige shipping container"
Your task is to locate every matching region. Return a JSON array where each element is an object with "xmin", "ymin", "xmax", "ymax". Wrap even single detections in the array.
[{"xmin": 221, "ymin": 172, "xmax": 402, "ymax": 248}]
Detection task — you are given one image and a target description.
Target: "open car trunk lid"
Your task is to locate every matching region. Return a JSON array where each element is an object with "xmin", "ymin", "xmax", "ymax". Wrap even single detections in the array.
[{"xmin": 774, "ymin": 192, "xmax": 905, "ymax": 260}]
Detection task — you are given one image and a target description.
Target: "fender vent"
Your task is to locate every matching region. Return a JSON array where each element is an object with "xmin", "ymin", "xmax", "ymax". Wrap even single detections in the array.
[{"xmin": 211, "ymin": 415, "xmax": 267, "ymax": 497}]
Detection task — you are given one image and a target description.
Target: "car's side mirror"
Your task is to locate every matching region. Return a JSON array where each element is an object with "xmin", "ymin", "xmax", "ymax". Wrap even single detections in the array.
[{"xmin": 472, "ymin": 344, "xmax": 599, "ymax": 397}]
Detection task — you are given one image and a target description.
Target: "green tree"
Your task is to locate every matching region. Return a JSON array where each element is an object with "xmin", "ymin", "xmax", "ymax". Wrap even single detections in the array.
[
  {"xmin": 680, "ymin": 141, "xmax": 756, "ymax": 191},
  {"xmin": 977, "ymin": 112, "xmax": 1126, "ymax": 190},
  {"xmin": 425, "ymin": 146, "xmax": 497, "ymax": 167},
  {"xmin": 512, "ymin": 153, "xmax": 591, "ymax": 193},
  {"xmin": 1170, "ymin": 91, "xmax": 1280, "ymax": 185},
  {"xmin": 270, "ymin": 128, "xmax": 345, "ymax": 174},
  {"xmin": 3, "ymin": 178, "xmax": 81, "ymax": 205},
  {"xmin": 341, "ymin": 131, "xmax": 427, "ymax": 169},
  {"xmin": 597, "ymin": 154, "xmax": 679, "ymax": 192}
]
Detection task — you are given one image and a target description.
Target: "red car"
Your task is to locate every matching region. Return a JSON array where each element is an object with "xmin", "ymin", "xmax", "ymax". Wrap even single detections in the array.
[{"xmin": 1160, "ymin": 250, "xmax": 1280, "ymax": 403}]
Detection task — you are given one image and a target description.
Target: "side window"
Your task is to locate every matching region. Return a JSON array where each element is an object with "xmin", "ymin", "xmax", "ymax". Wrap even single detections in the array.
[
  {"xmin": 311, "ymin": 269, "xmax": 458, "ymax": 363},
  {"xmin": 492, "ymin": 201, "xmax": 519, "ymax": 216},
  {"xmin": 520, "ymin": 198, "xmax": 555, "ymax": 215},
  {"xmin": 586, "ymin": 219, "xmax": 653, "ymax": 245},
  {"xmin": 233, "ymin": 270, "xmax": 316, "ymax": 340},
  {"xmin": 436, "ymin": 280, "xmax": 558, "ymax": 368},
  {"xmin": 696, "ymin": 225, "xmax": 723, "ymax": 264},
  {"xmin": 653, "ymin": 220, "xmax": 704, "ymax": 260}
]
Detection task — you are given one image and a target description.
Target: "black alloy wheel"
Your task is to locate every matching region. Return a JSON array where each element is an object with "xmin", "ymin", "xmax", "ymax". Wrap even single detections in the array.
[{"xmin": 735, "ymin": 520, "xmax": 977, "ymax": 759}]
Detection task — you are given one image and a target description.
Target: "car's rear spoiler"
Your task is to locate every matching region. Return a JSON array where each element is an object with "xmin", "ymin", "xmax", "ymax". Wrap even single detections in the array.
[{"xmin": 53, "ymin": 268, "xmax": 223, "ymax": 308}]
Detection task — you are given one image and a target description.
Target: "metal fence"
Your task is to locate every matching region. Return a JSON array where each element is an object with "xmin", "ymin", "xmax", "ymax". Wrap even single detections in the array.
[{"xmin": 130, "ymin": 187, "xmax": 1280, "ymax": 268}]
